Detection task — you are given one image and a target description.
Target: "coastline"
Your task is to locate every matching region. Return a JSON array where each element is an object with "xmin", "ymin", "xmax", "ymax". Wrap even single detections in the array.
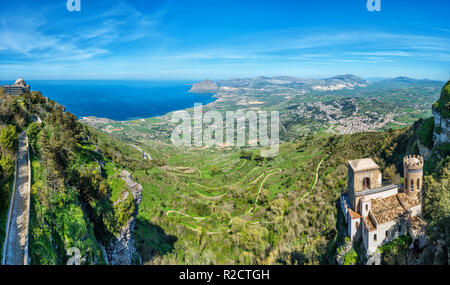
[{"xmin": 79, "ymin": 91, "xmax": 220, "ymax": 124}]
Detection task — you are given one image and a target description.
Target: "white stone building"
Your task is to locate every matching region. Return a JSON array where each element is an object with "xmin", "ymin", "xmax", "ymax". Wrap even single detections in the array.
[{"xmin": 340, "ymin": 156, "xmax": 427, "ymax": 262}]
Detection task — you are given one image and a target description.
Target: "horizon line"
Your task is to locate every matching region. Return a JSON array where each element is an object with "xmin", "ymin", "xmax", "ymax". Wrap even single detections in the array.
[{"xmin": 1, "ymin": 74, "xmax": 448, "ymax": 82}]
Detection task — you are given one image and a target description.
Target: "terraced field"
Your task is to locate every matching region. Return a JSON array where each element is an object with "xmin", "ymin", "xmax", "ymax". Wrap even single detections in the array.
[{"xmin": 131, "ymin": 135, "xmax": 333, "ymax": 264}]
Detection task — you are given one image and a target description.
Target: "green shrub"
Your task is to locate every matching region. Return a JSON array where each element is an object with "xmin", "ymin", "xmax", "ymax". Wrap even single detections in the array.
[
  {"xmin": 0, "ymin": 155, "xmax": 14, "ymax": 177},
  {"xmin": 343, "ymin": 249, "xmax": 358, "ymax": 265},
  {"xmin": 27, "ymin": 122, "xmax": 41, "ymax": 150},
  {"xmin": 417, "ymin": 117, "xmax": 434, "ymax": 148},
  {"xmin": 435, "ymin": 143, "xmax": 450, "ymax": 158},
  {"xmin": 0, "ymin": 125, "xmax": 18, "ymax": 152},
  {"xmin": 433, "ymin": 81, "xmax": 450, "ymax": 118}
]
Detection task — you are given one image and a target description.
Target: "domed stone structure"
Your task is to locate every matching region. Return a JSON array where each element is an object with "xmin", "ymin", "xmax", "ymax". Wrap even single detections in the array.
[
  {"xmin": 2, "ymin": 78, "xmax": 30, "ymax": 95},
  {"xmin": 14, "ymin": 78, "xmax": 26, "ymax": 87}
]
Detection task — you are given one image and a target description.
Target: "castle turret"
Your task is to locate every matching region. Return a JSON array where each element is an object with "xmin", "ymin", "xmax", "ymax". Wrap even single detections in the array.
[{"xmin": 403, "ymin": 155, "xmax": 424, "ymax": 195}]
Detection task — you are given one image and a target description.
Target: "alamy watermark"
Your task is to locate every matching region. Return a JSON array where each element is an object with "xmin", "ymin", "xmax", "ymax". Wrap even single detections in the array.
[
  {"xmin": 67, "ymin": 0, "xmax": 81, "ymax": 12},
  {"xmin": 66, "ymin": 247, "xmax": 85, "ymax": 265},
  {"xmin": 367, "ymin": 0, "xmax": 381, "ymax": 12},
  {"xmin": 171, "ymin": 104, "xmax": 280, "ymax": 157}
]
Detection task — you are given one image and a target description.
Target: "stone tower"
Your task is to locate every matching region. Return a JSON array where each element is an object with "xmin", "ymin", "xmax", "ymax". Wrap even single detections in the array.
[
  {"xmin": 347, "ymin": 158, "xmax": 382, "ymax": 210},
  {"xmin": 403, "ymin": 155, "xmax": 424, "ymax": 195}
]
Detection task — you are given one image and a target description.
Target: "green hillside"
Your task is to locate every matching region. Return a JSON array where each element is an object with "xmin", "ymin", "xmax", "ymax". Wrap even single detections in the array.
[
  {"xmin": 113, "ymin": 126, "xmax": 426, "ymax": 265},
  {"xmin": 0, "ymin": 91, "xmax": 153, "ymax": 264}
]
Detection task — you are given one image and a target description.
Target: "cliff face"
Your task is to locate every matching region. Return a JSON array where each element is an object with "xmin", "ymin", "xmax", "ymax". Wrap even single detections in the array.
[
  {"xmin": 433, "ymin": 109, "xmax": 450, "ymax": 145},
  {"xmin": 106, "ymin": 170, "xmax": 143, "ymax": 265},
  {"xmin": 189, "ymin": 79, "xmax": 218, "ymax": 93},
  {"xmin": 432, "ymin": 81, "xmax": 450, "ymax": 145}
]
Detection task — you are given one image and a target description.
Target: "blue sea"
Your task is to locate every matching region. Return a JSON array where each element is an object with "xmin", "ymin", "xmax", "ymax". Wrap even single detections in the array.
[{"xmin": 13, "ymin": 80, "xmax": 217, "ymax": 121}]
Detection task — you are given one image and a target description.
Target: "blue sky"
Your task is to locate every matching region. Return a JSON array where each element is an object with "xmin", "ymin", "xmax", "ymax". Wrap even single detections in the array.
[{"xmin": 0, "ymin": 0, "xmax": 449, "ymax": 80}]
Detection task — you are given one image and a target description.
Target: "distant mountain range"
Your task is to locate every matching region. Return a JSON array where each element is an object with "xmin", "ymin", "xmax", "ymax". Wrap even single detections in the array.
[
  {"xmin": 200, "ymin": 74, "xmax": 371, "ymax": 91},
  {"xmin": 372, "ymin": 76, "xmax": 444, "ymax": 88},
  {"xmin": 191, "ymin": 75, "xmax": 445, "ymax": 93}
]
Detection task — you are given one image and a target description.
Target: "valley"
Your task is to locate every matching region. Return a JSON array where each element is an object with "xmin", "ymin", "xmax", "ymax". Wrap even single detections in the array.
[
  {"xmin": 81, "ymin": 75, "xmax": 443, "ymax": 153},
  {"xmin": 0, "ymin": 77, "xmax": 449, "ymax": 265}
]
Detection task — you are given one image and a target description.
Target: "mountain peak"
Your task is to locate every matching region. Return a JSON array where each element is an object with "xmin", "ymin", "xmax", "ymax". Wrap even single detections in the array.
[{"xmin": 189, "ymin": 79, "xmax": 218, "ymax": 93}]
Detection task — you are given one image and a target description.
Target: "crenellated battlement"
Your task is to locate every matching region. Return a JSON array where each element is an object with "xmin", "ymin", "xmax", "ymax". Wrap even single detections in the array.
[{"xmin": 403, "ymin": 155, "xmax": 424, "ymax": 170}]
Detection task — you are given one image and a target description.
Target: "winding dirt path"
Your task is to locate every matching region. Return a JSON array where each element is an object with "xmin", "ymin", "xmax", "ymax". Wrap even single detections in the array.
[
  {"xmin": 192, "ymin": 189, "xmax": 228, "ymax": 200},
  {"xmin": 166, "ymin": 210, "xmax": 207, "ymax": 220},
  {"xmin": 190, "ymin": 165, "xmax": 260, "ymax": 190},
  {"xmin": 249, "ymin": 169, "xmax": 282, "ymax": 213},
  {"xmin": 129, "ymin": 144, "xmax": 152, "ymax": 160},
  {"xmin": 2, "ymin": 132, "xmax": 31, "ymax": 265},
  {"xmin": 300, "ymin": 154, "xmax": 328, "ymax": 200}
]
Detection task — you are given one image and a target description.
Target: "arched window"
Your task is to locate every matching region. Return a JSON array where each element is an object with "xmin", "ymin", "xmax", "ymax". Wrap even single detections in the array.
[
  {"xmin": 374, "ymin": 234, "xmax": 377, "ymax": 241},
  {"xmin": 362, "ymin": 177, "xmax": 371, "ymax": 190},
  {"xmin": 365, "ymin": 204, "xmax": 368, "ymax": 211},
  {"xmin": 410, "ymin": 179, "xmax": 414, "ymax": 191},
  {"xmin": 417, "ymin": 178, "xmax": 421, "ymax": 190},
  {"xmin": 355, "ymin": 222, "xmax": 359, "ymax": 228},
  {"xmin": 385, "ymin": 230, "xmax": 388, "ymax": 238}
]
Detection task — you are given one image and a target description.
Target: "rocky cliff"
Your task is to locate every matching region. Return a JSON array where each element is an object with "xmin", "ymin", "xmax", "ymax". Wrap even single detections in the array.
[
  {"xmin": 432, "ymin": 109, "xmax": 450, "ymax": 145},
  {"xmin": 189, "ymin": 79, "xmax": 218, "ymax": 93},
  {"xmin": 432, "ymin": 81, "xmax": 450, "ymax": 145},
  {"xmin": 106, "ymin": 170, "xmax": 143, "ymax": 265}
]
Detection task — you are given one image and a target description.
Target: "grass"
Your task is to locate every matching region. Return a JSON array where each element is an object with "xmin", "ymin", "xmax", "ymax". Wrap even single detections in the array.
[
  {"xmin": 127, "ymin": 124, "xmax": 421, "ymax": 265},
  {"xmin": 103, "ymin": 162, "xmax": 127, "ymax": 203},
  {"xmin": 132, "ymin": 137, "xmax": 330, "ymax": 264}
]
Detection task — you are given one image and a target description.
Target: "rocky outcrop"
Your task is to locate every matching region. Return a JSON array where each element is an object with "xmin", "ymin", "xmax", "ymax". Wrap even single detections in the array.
[
  {"xmin": 418, "ymin": 141, "xmax": 432, "ymax": 160},
  {"xmin": 336, "ymin": 238, "xmax": 353, "ymax": 265},
  {"xmin": 189, "ymin": 79, "xmax": 218, "ymax": 93},
  {"xmin": 408, "ymin": 216, "xmax": 428, "ymax": 250},
  {"xmin": 432, "ymin": 80, "xmax": 450, "ymax": 146},
  {"xmin": 106, "ymin": 170, "xmax": 143, "ymax": 265},
  {"xmin": 433, "ymin": 109, "xmax": 450, "ymax": 145}
]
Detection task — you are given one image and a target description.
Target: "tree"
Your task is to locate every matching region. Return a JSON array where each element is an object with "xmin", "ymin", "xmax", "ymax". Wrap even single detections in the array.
[
  {"xmin": 27, "ymin": 122, "xmax": 41, "ymax": 150},
  {"xmin": 0, "ymin": 155, "xmax": 14, "ymax": 177},
  {"xmin": 383, "ymin": 164, "xmax": 397, "ymax": 182},
  {"xmin": 0, "ymin": 125, "xmax": 18, "ymax": 153}
]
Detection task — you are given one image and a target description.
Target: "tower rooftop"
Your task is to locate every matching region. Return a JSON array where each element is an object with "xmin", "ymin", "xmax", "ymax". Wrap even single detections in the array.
[{"xmin": 348, "ymin": 158, "xmax": 379, "ymax": 172}]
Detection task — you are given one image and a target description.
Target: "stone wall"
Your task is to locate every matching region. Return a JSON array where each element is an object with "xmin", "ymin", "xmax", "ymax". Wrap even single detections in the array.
[
  {"xmin": 365, "ymin": 219, "xmax": 407, "ymax": 256},
  {"xmin": 106, "ymin": 170, "xmax": 143, "ymax": 265},
  {"xmin": 349, "ymin": 169, "xmax": 382, "ymax": 208}
]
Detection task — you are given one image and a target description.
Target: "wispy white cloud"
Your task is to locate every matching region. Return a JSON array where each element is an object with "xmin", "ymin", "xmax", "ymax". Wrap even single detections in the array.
[
  {"xmin": 347, "ymin": 51, "xmax": 412, "ymax": 57},
  {"xmin": 0, "ymin": 0, "xmax": 166, "ymax": 62},
  {"xmin": 147, "ymin": 30, "xmax": 450, "ymax": 65},
  {"xmin": 0, "ymin": 1, "xmax": 448, "ymax": 80}
]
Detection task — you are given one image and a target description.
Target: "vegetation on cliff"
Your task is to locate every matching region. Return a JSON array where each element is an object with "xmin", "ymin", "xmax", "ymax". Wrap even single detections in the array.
[
  {"xmin": 432, "ymin": 80, "xmax": 450, "ymax": 118},
  {"xmin": 0, "ymin": 91, "xmax": 153, "ymax": 264}
]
